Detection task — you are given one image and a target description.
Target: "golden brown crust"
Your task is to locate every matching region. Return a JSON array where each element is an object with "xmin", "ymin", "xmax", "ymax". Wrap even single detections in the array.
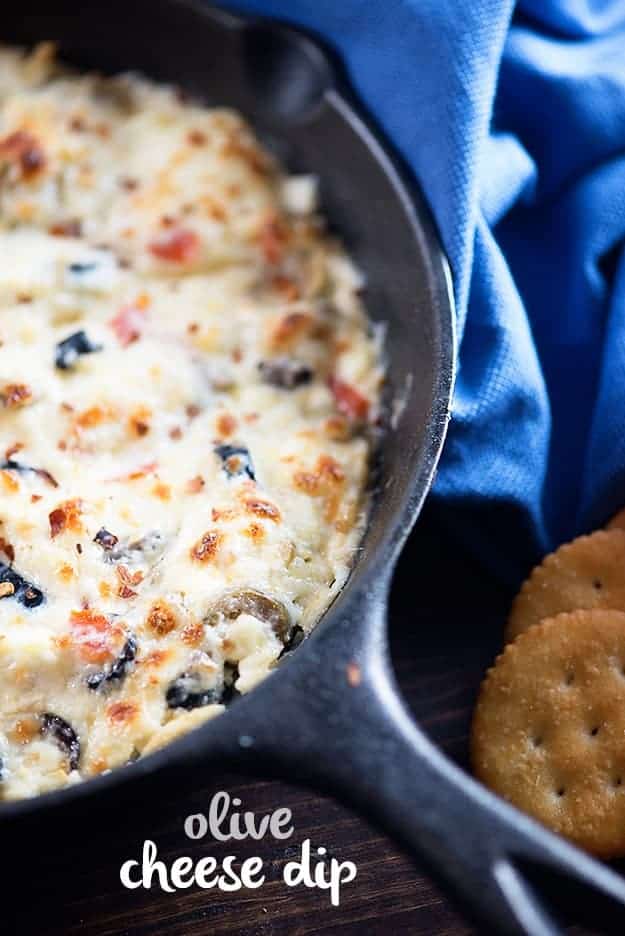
[
  {"xmin": 472, "ymin": 609, "xmax": 625, "ymax": 857},
  {"xmin": 606, "ymin": 507, "xmax": 625, "ymax": 532},
  {"xmin": 506, "ymin": 529, "xmax": 625, "ymax": 642}
]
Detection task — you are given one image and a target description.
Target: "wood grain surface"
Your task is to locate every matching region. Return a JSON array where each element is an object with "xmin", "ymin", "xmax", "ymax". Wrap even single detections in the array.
[{"xmin": 3, "ymin": 506, "xmax": 518, "ymax": 935}]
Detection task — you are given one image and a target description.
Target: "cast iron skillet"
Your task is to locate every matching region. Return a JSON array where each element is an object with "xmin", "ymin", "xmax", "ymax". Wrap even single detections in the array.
[{"xmin": 3, "ymin": 2, "xmax": 625, "ymax": 933}]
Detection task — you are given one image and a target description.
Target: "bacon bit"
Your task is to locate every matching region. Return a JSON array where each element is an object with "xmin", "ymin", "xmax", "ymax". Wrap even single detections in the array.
[
  {"xmin": 16, "ymin": 293, "xmax": 33, "ymax": 304},
  {"xmin": 94, "ymin": 122, "xmax": 111, "ymax": 139},
  {"xmin": 243, "ymin": 522, "xmax": 265, "ymax": 544},
  {"xmin": 49, "ymin": 219, "xmax": 83, "ymax": 238},
  {"xmin": 186, "ymin": 475, "xmax": 205, "ymax": 495},
  {"xmin": 151, "ymin": 481, "xmax": 171, "ymax": 501},
  {"xmin": 169, "ymin": 426, "xmax": 183, "ymax": 441},
  {"xmin": 1, "ymin": 383, "xmax": 32, "ymax": 409},
  {"xmin": 258, "ymin": 214, "xmax": 289, "ymax": 266},
  {"xmin": 60, "ymin": 401, "xmax": 75, "ymax": 413},
  {"xmin": 5, "ymin": 442, "xmax": 24, "ymax": 459},
  {"xmin": 244, "ymin": 412, "xmax": 259, "ymax": 424},
  {"xmin": 270, "ymin": 311, "xmax": 314, "ymax": 351},
  {"xmin": 216, "ymin": 412, "xmax": 237, "ymax": 438},
  {"xmin": 328, "ymin": 376, "xmax": 370, "ymax": 422},
  {"xmin": 187, "ymin": 129, "xmax": 207, "ymax": 146},
  {"xmin": 109, "ymin": 300, "xmax": 149, "ymax": 347},
  {"xmin": 106, "ymin": 701, "xmax": 138, "ymax": 725},
  {"xmin": 148, "ymin": 227, "xmax": 200, "ymax": 264},
  {"xmin": 145, "ymin": 600, "xmax": 177, "ymax": 637},
  {"xmin": 190, "ymin": 530, "xmax": 223, "ymax": 563},
  {"xmin": 49, "ymin": 499, "xmax": 83, "ymax": 538},
  {"xmin": 187, "ymin": 321, "xmax": 200, "ymax": 335},
  {"xmin": 58, "ymin": 440, "xmax": 68, "ymax": 451},
  {"xmin": 116, "ymin": 565, "xmax": 143, "ymax": 599},
  {"xmin": 76, "ymin": 543, "xmax": 83, "ymax": 555},
  {"xmin": 231, "ymin": 347, "xmax": 242, "ymax": 363},
  {"xmin": 271, "ymin": 274, "xmax": 300, "ymax": 302},
  {"xmin": 0, "ymin": 581, "xmax": 15, "ymax": 598},
  {"xmin": 31, "ymin": 494, "xmax": 42, "ymax": 504},
  {"xmin": 243, "ymin": 497, "xmax": 281, "ymax": 522},
  {"xmin": 181, "ymin": 620, "xmax": 204, "ymax": 646},
  {"xmin": 70, "ymin": 608, "xmax": 115, "ymax": 663},
  {"xmin": 186, "ymin": 403, "xmax": 201, "ymax": 421},
  {"xmin": 0, "ymin": 130, "xmax": 47, "ymax": 179}
]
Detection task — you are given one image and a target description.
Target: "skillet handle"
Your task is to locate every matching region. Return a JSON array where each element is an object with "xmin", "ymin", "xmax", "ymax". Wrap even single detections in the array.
[{"xmin": 216, "ymin": 578, "xmax": 625, "ymax": 935}]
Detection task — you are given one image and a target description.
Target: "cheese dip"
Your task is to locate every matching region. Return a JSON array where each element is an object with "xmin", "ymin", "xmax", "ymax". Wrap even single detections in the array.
[{"xmin": 0, "ymin": 44, "xmax": 383, "ymax": 799}]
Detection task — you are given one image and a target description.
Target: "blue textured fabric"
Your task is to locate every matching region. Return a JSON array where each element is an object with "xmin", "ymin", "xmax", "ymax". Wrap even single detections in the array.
[{"xmin": 218, "ymin": 0, "xmax": 625, "ymax": 582}]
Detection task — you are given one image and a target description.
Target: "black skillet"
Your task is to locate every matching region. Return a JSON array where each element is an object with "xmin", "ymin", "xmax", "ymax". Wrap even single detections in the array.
[{"xmin": 3, "ymin": 2, "xmax": 625, "ymax": 933}]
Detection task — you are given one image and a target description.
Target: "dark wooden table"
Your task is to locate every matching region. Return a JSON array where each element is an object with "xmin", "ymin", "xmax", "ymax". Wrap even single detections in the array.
[{"xmin": 5, "ymin": 506, "xmax": 514, "ymax": 935}]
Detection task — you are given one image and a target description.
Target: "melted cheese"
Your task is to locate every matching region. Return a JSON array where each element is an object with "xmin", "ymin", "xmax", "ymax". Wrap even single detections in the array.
[{"xmin": 0, "ymin": 44, "xmax": 383, "ymax": 799}]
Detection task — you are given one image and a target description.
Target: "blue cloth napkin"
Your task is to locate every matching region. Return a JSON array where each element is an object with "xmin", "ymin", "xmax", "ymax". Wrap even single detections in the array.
[{"xmin": 219, "ymin": 0, "xmax": 625, "ymax": 583}]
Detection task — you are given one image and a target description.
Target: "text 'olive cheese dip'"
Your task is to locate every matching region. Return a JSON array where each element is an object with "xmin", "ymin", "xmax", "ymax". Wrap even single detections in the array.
[{"xmin": 0, "ymin": 44, "xmax": 383, "ymax": 799}]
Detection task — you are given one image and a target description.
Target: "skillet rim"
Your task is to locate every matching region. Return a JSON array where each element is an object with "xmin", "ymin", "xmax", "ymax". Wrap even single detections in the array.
[{"xmin": 0, "ymin": 1, "xmax": 456, "ymax": 820}]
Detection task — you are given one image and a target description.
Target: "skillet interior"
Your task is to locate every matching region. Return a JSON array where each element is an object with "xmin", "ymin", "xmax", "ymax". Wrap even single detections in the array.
[{"xmin": 0, "ymin": 0, "xmax": 454, "ymax": 824}]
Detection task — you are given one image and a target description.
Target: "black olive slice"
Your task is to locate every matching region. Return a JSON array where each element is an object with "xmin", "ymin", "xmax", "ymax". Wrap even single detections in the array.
[
  {"xmin": 258, "ymin": 357, "xmax": 313, "ymax": 389},
  {"xmin": 214, "ymin": 444, "xmax": 255, "ymax": 481},
  {"xmin": 0, "ymin": 562, "xmax": 44, "ymax": 608},
  {"xmin": 86, "ymin": 635, "xmax": 137, "ymax": 690},
  {"xmin": 105, "ymin": 530, "xmax": 165, "ymax": 565},
  {"xmin": 205, "ymin": 589, "xmax": 292, "ymax": 642},
  {"xmin": 40, "ymin": 713, "xmax": 80, "ymax": 772},
  {"xmin": 165, "ymin": 671, "xmax": 222, "ymax": 711},
  {"xmin": 67, "ymin": 261, "xmax": 98, "ymax": 275},
  {"xmin": 0, "ymin": 459, "xmax": 59, "ymax": 488},
  {"xmin": 221, "ymin": 662, "xmax": 240, "ymax": 705},
  {"xmin": 279, "ymin": 624, "xmax": 305, "ymax": 659},
  {"xmin": 55, "ymin": 330, "xmax": 102, "ymax": 370},
  {"xmin": 93, "ymin": 527, "xmax": 119, "ymax": 551}
]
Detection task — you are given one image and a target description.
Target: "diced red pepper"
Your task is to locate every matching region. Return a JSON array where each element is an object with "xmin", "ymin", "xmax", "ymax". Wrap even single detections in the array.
[
  {"xmin": 69, "ymin": 609, "xmax": 114, "ymax": 664},
  {"xmin": 148, "ymin": 227, "xmax": 200, "ymax": 264},
  {"xmin": 109, "ymin": 302, "xmax": 148, "ymax": 347},
  {"xmin": 328, "ymin": 376, "xmax": 370, "ymax": 422}
]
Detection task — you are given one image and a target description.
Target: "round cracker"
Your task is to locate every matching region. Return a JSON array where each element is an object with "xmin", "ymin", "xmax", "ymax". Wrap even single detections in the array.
[
  {"xmin": 506, "ymin": 529, "xmax": 625, "ymax": 643},
  {"xmin": 472, "ymin": 609, "xmax": 625, "ymax": 857},
  {"xmin": 606, "ymin": 507, "xmax": 625, "ymax": 532}
]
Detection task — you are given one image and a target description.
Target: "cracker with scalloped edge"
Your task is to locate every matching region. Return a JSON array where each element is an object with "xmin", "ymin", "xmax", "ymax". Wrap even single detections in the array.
[
  {"xmin": 473, "ymin": 609, "xmax": 625, "ymax": 857},
  {"xmin": 506, "ymin": 529, "xmax": 625, "ymax": 643},
  {"xmin": 606, "ymin": 507, "xmax": 625, "ymax": 532}
]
